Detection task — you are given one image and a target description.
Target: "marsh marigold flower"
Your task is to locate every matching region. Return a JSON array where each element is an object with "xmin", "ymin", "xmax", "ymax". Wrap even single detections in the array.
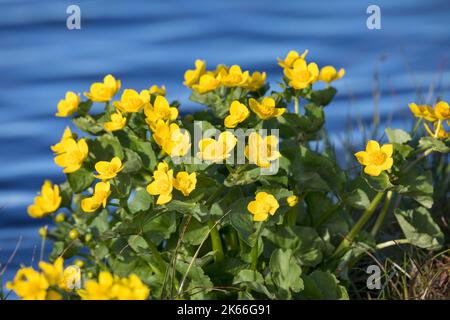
[
  {"xmin": 287, "ymin": 195, "xmax": 298, "ymax": 207},
  {"xmin": 408, "ymin": 103, "xmax": 436, "ymax": 121},
  {"xmin": 54, "ymin": 138, "xmax": 89, "ymax": 173},
  {"xmin": 245, "ymin": 132, "xmax": 281, "ymax": 168},
  {"xmin": 56, "ymin": 91, "xmax": 80, "ymax": 117},
  {"xmin": 81, "ymin": 181, "xmax": 111, "ymax": 212},
  {"xmin": 277, "ymin": 50, "xmax": 308, "ymax": 69},
  {"xmin": 51, "ymin": 127, "xmax": 74, "ymax": 154},
  {"xmin": 84, "ymin": 74, "xmax": 121, "ymax": 102},
  {"xmin": 318, "ymin": 66, "xmax": 345, "ymax": 84},
  {"xmin": 434, "ymin": 101, "xmax": 450, "ymax": 120},
  {"xmin": 94, "ymin": 157, "xmax": 124, "ymax": 180},
  {"xmin": 197, "ymin": 131, "xmax": 237, "ymax": 163},
  {"xmin": 192, "ymin": 74, "xmax": 221, "ymax": 94},
  {"xmin": 38, "ymin": 257, "xmax": 64, "ymax": 287},
  {"xmin": 184, "ymin": 59, "xmax": 206, "ymax": 87},
  {"xmin": 284, "ymin": 57, "xmax": 319, "ymax": 90},
  {"xmin": 149, "ymin": 85, "xmax": 166, "ymax": 96},
  {"xmin": 173, "ymin": 171, "xmax": 197, "ymax": 196},
  {"xmin": 247, "ymin": 192, "xmax": 280, "ymax": 222},
  {"xmin": 245, "ymin": 71, "xmax": 266, "ymax": 91},
  {"xmin": 104, "ymin": 110, "xmax": 126, "ymax": 132},
  {"xmin": 224, "ymin": 101, "xmax": 250, "ymax": 128},
  {"xmin": 113, "ymin": 89, "xmax": 150, "ymax": 113},
  {"xmin": 146, "ymin": 161, "xmax": 174, "ymax": 205},
  {"xmin": 6, "ymin": 267, "xmax": 49, "ymax": 300},
  {"xmin": 28, "ymin": 180, "xmax": 61, "ymax": 218},
  {"xmin": 144, "ymin": 95, "xmax": 178, "ymax": 129},
  {"xmin": 152, "ymin": 121, "xmax": 191, "ymax": 157},
  {"xmin": 355, "ymin": 140, "xmax": 394, "ymax": 177},
  {"xmin": 249, "ymin": 97, "xmax": 286, "ymax": 120},
  {"xmin": 219, "ymin": 65, "xmax": 249, "ymax": 87}
]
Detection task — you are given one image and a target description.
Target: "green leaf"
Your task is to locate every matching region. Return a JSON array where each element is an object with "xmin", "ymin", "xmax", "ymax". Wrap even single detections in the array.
[
  {"xmin": 229, "ymin": 197, "xmax": 255, "ymax": 246},
  {"xmin": 362, "ymin": 172, "xmax": 393, "ymax": 192},
  {"xmin": 67, "ymin": 168, "xmax": 95, "ymax": 193},
  {"xmin": 346, "ymin": 189, "xmax": 370, "ymax": 209},
  {"xmin": 385, "ymin": 128, "xmax": 411, "ymax": 144},
  {"xmin": 233, "ymin": 269, "xmax": 274, "ymax": 299},
  {"xmin": 128, "ymin": 188, "xmax": 153, "ymax": 214},
  {"xmin": 269, "ymin": 249, "xmax": 304, "ymax": 298},
  {"xmin": 183, "ymin": 219, "xmax": 210, "ymax": 246},
  {"xmin": 77, "ymin": 100, "xmax": 93, "ymax": 116},
  {"xmin": 224, "ymin": 167, "xmax": 261, "ymax": 187},
  {"xmin": 89, "ymin": 134, "xmax": 124, "ymax": 162},
  {"xmin": 122, "ymin": 148, "xmax": 143, "ymax": 173},
  {"xmin": 143, "ymin": 212, "xmax": 177, "ymax": 243},
  {"xmin": 396, "ymin": 171, "xmax": 433, "ymax": 208},
  {"xmin": 59, "ymin": 181, "xmax": 73, "ymax": 208},
  {"xmin": 309, "ymin": 87, "xmax": 337, "ymax": 106},
  {"xmin": 300, "ymin": 270, "xmax": 349, "ymax": 300},
  {"xmin": 73, "ymin": 115, "xmax": 104, "ymax": 135},
  {"xmin": 419, "ymin": 137, "xmax": 450, "ymax": 153},
  {"xmin": 394, "ymin": 207, "xmax": 444, "ymax": 250}
]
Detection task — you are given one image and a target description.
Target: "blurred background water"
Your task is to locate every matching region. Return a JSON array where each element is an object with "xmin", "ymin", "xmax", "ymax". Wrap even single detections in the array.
[{"xmin": 1, "ymin": 0, "xmax": 449, "ymax": 293}]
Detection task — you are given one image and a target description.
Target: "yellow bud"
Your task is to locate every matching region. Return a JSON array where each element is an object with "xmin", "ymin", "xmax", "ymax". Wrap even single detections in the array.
[
  {"xmin": 74, "ymin": 259, "xmax": 85, "ymax": 268},
  {"xmin": 84, "ymin": 234, "xmax": 92, "ymax": 243},
  {"xmin": 69, "ymin": 229, "xmax": 79, "ymax": 240},
  {"xmin": 287, "ymin": 195, "xmax": 299, "ymax": 207},
  {"xmin": 38, "ymin": 226, "xmax": 48, "ymax": 238},
  {"xmin": 54, "ymin": 212, "xmax": 65, "ymax": 223}
]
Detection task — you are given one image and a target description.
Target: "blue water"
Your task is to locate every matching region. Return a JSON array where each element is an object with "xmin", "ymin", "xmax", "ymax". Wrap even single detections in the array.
[{"xmin": 1, "ymin": 0, "xmax": 450, "ymax": 292}]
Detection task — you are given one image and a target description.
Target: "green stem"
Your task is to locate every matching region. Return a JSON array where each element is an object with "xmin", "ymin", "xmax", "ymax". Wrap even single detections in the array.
[
  {"xmin": 375, "ymin": 239, "xmax": 410, "ymax": 250},
  {"xmin": 434, "ymin": 119, "xmax": 442, "ymax": 138},
  {"xmin": 333, "ymin": 192, "xmax": 385, "ymax": 258},
  {"xmin": 370, "ymin": 191, "xmax": 393, "ymax": 237},
  {"xmin": 402, "ymin": 148, "xmax": 433, "ymax": 175},
  {"xmin": 251, "ymin": 237, "xmax": 259, "ymax": 271},
  {"xmin": 294, "ymin": 96, "xmax": 300, "ymax": 115},
  {"xmin": 208, "ymin": 221, "xmax": 224, "ymax": 262},
  {"xmin": 411, "ymin": 117, "xmax": 423, "ymax": 136}
]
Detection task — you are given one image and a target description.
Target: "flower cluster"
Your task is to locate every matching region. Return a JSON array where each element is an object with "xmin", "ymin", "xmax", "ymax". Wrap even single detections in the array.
[{"xmin": 409, "ymin": 101, "xmax": 450, "ymax": 139}]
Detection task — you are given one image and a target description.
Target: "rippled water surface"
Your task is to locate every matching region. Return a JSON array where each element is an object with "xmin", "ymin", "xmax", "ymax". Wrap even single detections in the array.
[{"xmin": 1, "ymin": 0, "xmax": 449, "ymax": 290}]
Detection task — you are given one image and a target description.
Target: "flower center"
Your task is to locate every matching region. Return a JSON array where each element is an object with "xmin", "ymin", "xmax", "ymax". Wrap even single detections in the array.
[{"xmin": 369, "ymin": 151, "xmax": 387, "ymax": 165}]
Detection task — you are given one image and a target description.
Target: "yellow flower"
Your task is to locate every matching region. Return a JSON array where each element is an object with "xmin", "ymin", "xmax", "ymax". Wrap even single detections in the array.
[
  {"xmin": 355, "ymin": 140, "xmax": 394, "ymax": 177},
  {"xmin": 173, "ymin": 171, "xmax": 197, "ymax": 196},
  {"xmin": 69, "ymin": 229, "xmax": 79, "ymax": 239},
  {"xmin": 51, "ymin": 127, "xmax": 74, "ymax": 154},
  {"xmin": 287, "ymin": 195, "xmax": 298, "ymax": 207},
  {"xmin": 192, "ymin": 74, "xmax": 221, "ymax": 94},
  {"xmin": 434, "ymin": 101, "xmax": 450, "ymax": 120},
  {"xmin": 38, "ymin": 226, "xmax": 47, "ymax": 237},
  {"xmin": 84, "ymin": 74, "xmax": 121, "ymax": 102},
  {"xmin": 284, "ymin": 58, "xmax": 319, "ymax": 90},
  {"xmin": 54, "ymin": 138, "xmax": 89, "ymax": 173},
  {"xmin": 277, "ymin": 50, "xmax": 308, "ymax": 69},
  {"xmin": 77, "ymin": 271, "xmax": 115, "ymax": 300},
  {"xmin": 197, "ymin": 131, "xmax": 237, "ymax": 163},
  {"xmin": 54, "ymin": 212, "xmax": 65, "ymax": 223},
  {"xmin": 408, "ymin": 103, "xmax": 437, "ymax": 121},
  {"xmin": 224, "ymin": 101, "xmax": 250, "ymax": 128},
  {"xmin": 245, "ymin": 132, "xmax": 281, "ymax": 168},
  {"xmin": 6, "ymin": 267, "xmax": 49, "ymax": 300},
  {"xmin": 245, "ymin": 71, "xmax": 266, "ymax": 91},
  {"xmin": 27, "ymin": 180, "xmax": 61, "ymax": 218},
  {"xmin": 94, "ymin": 157, "xmax": 124, "ymax": 180},
  {"xmin": 144, "ymin": 95, "xmax": 178, "ymax": 129},
  {"xmin": 219, "ymin": 65, "xmax": 249, "ymax": 87},
  {"xmin": 249, "ymin": 97, "xmax": 286, "ymax": 120},
  {"xmin": 113, "ymin": 89, "xmax": 150, "ymax": 113},
  {"xmin": 56, "ymin": 91, "xmax": 80, "ymax": 117},
  {"xmin": 184, "ymin": 59, "xmax": 206, "ymax": 87},
  {"xmin": 104, "ymin": 111, "xmax": 126, "ymax": 132},
  {"xmin": 146, "ymin": 161, "xmax": 174, "ymax": 205},
  {"xmin": 247, "ymin": 192, "xmax": 279, "ymax": 222},
  {"xmin": 39, "ymin": 257, "xmax": 64, "ymax": 287},
  {"xmin": 424, "ymin": 122, "xmax": 449, "ymax": 139},
  {"xmin": 111, "ymin": 274, "xmax": 150, "ymax": 300},
  {"xmin": 149, "ymin": 85, "xmax": 166, "ymax": 96},
  {"xmin": 81, "ymin": 181, "xmax": 111, "ymax": 212},
  {"xmin": 318, "ymin": 66, "xmax": 345, "ymax": 83},
  {"xmin": 61, "ymin": 265, "xmax": 82, "ymax": 291},
  {"xmin": 152, "ymin": 121, "xmax": 191, "ymax": 157}
]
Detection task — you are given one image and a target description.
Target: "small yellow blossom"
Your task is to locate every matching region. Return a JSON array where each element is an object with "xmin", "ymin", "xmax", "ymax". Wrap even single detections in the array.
[
  {"xmin": 69, "ymin": 229, "xmax": 79, "ymax": 240},
  {"xmin": 284, "ymin": 58, "xmax": 319, "ymax": 90},
  {"xmin": 104, "ymin": 110, "xmax": 126, "ymax": 132},
  {"xmin": 38, "ymin": 257, "xmax": 64, "ymax": 287},
  {"xmin": 146, "ymin": 162, "xmax": 174, "ymax": 205},
  {"xmin": 245, "ymin": 132, "xmax": 281, "ymax": 168},
  {"xmin": 318, "ymin": 66, "xmax": 345, "ymax": 83},
  {"xmin": 56, "ymin": 91, "xmax": 80, "ymax": 117},
  {"xmin": 173, "ymin": 171, "xmax": 197, "ymax": 196},
  {"xmin": 408, "ymin": 103, "xmax": 437, "ymax": 121},
  {"xmin": 77, "ymin": 271, "xmax": 115, "ymax": 300},
  {"xmin": 219, "ymin": 65, "xmax": 249, "ymax": 87},
  {"xmin": 81, "ymin": 181, "xmax": 111, "ymax": 212},
  {"xmin": 111, "ymin": 274, "xmax": 150, "ymax": 300},
  {"xmin": 28, "ymin": 180, "xmax": 61, "ymax": 218},
  {"xmin": 84, "ymin": 74, "xmax": 121, "ymax": 102},
  {"xmin": 184, "ymin": 59, "xmax": 206, "ymax": 87},
  {"xmin": 245, "ymin": 71, "xmax": 266, "ymax": 91},
  {"xmin": 197, "ymin": 131, "xmax": 237, "ymax": 163},
  {"xmin": 51, "ymin": 127, "xmax": 74, "ymax": 154},
  {"xmin": 144, "ymin": 95, "xmax": 178, "ymax": 129},
  {"xmin": 94, "ymin": 157, "xmax": 124, "ymax": 180},
  {"xmin": 224, "ymin": 101, "xmax": 250, "ymax": 128},
  {"xmin": 192, "ymin": 74, "xmax": 221, "ymax": 94},
  {"xmin": 249, "ymin": 97, "xmax": 286, "ymax": 120},
  {"xmin": 149, "ymin": 85, "xmax": 166, "ymax": 96},
  {"xmin": 434, "ymin": 101, "xmax": 450, "ymax": 120},
  {"xmin": 38, "ymin": 226, "xmax": 48, "ymax": 237},
  {"xmin": 247, "ymin": 192, "xmax": 280, "ymax": 222},
  {"xmin": 354, "ymin": 140, "xmax": 394, "ymax": 177},
  {"xmin": 61, "ymin": 265, "xmax": 82, "ymax": 291},
  {"xmin": 152, "ymin": 121, "xmax": 191, "ymax": 157},
  {"xmin": 54, "ymin": 138, "xmax": 89, "ymax": 173},
  {"xmin": 6, "ymin": 267, "xmax": 49, "ymax": 300},
  {"xmin": 277, "ymin": 50, "xmax": 308, "ymax": 69},
  {"xmin": 54, "ymin": 212, "xmax": 65, "ymax": 223},
  {"xmin": 287, "ymin": 195, "xmax": 298, "ymax": 207},
  {"xmin": 113, "ymin": 89, "xmax": 150, "ymax": 113}
]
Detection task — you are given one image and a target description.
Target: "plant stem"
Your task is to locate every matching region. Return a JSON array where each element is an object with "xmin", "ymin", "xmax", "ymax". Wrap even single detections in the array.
[
  {"xmin": 370, "ymin": 190, "xmax": 393, "ymax": 237},
  {"xmin": 434, "ymin": 119, "xmax": 442, "ymax": 138},
  {"xmin": 251, "ymin": 237, "xmax": 259, "ymax": 271},
  {"xmin": 402, "ymin": 148, "xmax": 433, "ymax": 175},
  {"xmin": 411, "ymin": 117, "xmax": 423, "ymax": 136},
  {"xmin": 333, "ymin": 192, "xmax": 385, "ymax": 258},
  {"xmin": 375, "ymin": 239, "xmax": 410, "ymax": 250},
  {"xmin": 208, "ymin": 221, "xmax": 224, "ymax": 262},
  {"xmin": 294, "ymin": 96, "xmax": 300, "ymax": 115}
]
